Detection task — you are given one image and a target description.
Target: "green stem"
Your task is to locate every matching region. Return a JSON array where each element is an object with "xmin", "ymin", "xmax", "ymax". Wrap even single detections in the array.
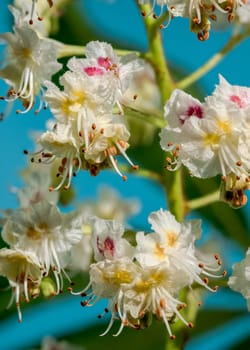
[
  {"xmin": 177, "ymin": 27, "xmax": 250, "ymax": 90},
  {"xmin": 187, "ymin": 190, "xmax": 220, "ymax": 211},
  {"xmin": 58, "ymin": 43, "xmax": 137, "ymax": 59},
  {"xmin": 122, "ymin": 105, "xmax": 166, "ymax": 128},
  {"xmin": 138, "ymin": 4, "xmax": 175, "ymax": 104},
  {"xmin": 138, "ymin": 4, "xmax": 186, "ymax": 223}
]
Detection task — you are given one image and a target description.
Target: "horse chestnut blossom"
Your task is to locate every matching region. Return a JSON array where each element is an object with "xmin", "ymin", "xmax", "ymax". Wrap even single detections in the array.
[
  {"xmin": 160, "ymin": 77, "xmax": 250, "ymax": 181},
  {"xmin": 138, "ymin": 0, "xmax": 245, "ymax": 39},
  {"xmin": 70, "ymin": 210, "xmax": 222, "ymax": 338},
  {"xmin": 24, "ymin": 41, "xmax": 141, "ymax": 189},
  {"xmin": 1, "ymin": 0, "xmax": 250, "ymax": 347},
  {"xmin": 0, "ymin": 16, "xmax": 62, "ymax": 114},
  {"xmin": 0, "ymin": 248, "xmax": 42, "ymax": 322},
  {"xmin": 228, "ymin": 248, "xmax": 250, "ymax": 310},
  {"xmin": 1, "ymin": 199, "xmax": 83, "ymax": 293},
  {"xmin": 68, "ymin": 41, "xmax": 143, "ymax": 112}
]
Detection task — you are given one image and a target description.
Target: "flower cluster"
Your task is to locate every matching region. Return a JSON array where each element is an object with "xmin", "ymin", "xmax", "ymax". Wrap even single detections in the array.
[
  {"xmin": 70, "ymin": 209, "xmax": 223, "ymax": 338},
  {"xmin": 0, "ymin": 171, "xmax": 85, "ymax": 322},
  {"xmin": 138, "ymin": 0, "xmax": 247, "ymax": 40},
  {"xmin": 25, "ymin": 41, "xmax": 143, "ymax": 190},
  {"xmin": 0, "ymin": 5, "xmax": 62, "ymax": 115},
  {"xmin": 160, "ymin": 75, "xmax": 250, "ymax": 207}
]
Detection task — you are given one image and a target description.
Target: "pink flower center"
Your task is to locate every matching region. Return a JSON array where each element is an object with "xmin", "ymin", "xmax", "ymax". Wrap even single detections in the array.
[
  {"xmin": 84, "ymin": 67, "xmax": 104, "ymax": 76},
  {"xmin": 230, "ymin": 95, "xmax": 245, "ymax": 108},
  {"xmin": 97, "ymin": 236, "xmax": 115, "ymax": 258},
  {"xmin": 98, "ymin": 57, "xmax": 112, "ymax": 70},
  {"xmin": 179, "ymin": 105, "xmax": 203, "ymax": 125}
]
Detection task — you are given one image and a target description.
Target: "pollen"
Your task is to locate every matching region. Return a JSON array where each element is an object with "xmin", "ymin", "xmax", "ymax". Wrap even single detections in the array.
[
  {"xmin": 166, "ymin": 231, "xmax": 177, "ymax": 247},
  {"xmin": 104, "ymin": 270, "xmax": 133, "ymax": 285}
]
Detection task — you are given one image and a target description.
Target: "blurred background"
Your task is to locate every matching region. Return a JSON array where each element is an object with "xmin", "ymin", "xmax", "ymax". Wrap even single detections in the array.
[{"xmin": 0, "ymin": 0, "xmax": 250, "ymax": 349}]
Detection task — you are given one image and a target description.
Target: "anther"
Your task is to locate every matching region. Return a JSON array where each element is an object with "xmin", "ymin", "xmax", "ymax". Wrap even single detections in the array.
[
  {"xmin": 48, "ymin": 186, "xmax": 54, "ymax": 192},
  {"xmin": 122, "ymin": 175, "xmax": 127, "ymax": 181},
  {"xmin": 203, "ymin": 277, "xmax": 209, "ymax": 284},
  {"xmin": 222, "ymin": 270, "xmax": 227, "ymax": 277},
  {"xmin": 47, "ymin": 0, "xmax": 54, "ymax": 7},
  {"xmin": 170, "ymin": 335, "xmax": 176, "ymax": 340},
  {"xmin": 23, "ymin": 150, "xmax": 29, "ymax": 155},
  {"xmin": 188, "ymin": 322, "xmax": 194, "ymax": 328},
  {"xmin": 236, "ymin": 161, "xmax": 242, "ymax": 166},
  {"xmin": 133, "ymin": 94, "xmax": 138, "ymax": 100},
  {"xmin": 80, "ymin": 300, "xmax": 88, "ymax": 307},
  {"xmin": 198, "ymin": 263, "xmax": 204, "ymax": 268}
]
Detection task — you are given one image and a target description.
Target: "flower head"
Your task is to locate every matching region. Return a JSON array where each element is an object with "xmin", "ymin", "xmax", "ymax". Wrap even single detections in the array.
[
  {"xmin": 91, "ymin": 217, "xmax": 135, "ymax": 261},
  {"xmin": 228, "ymin": 248, "xmax": 250, "ymax": 311},
  {"xmin": 0, "ymin": 20, "xmax": 61, "ymax": 114},
  {"xmin": 160, "ymin": 79, "xmax": 250, "ymax": 181},
  {"xmin": 2, "ymin": 199, "xmax": 82, "ymax": 292},
  {"xmin": 68, "ymin": 41, "xmax": 143, "ymax": 112},
  {"xmin": 0, "ymin": 248, "xmax": 42, "ymax": 322}
]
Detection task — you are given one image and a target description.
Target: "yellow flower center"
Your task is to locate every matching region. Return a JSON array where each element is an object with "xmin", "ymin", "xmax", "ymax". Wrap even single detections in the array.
[
  {"xmin": 203, "ymin": 119, "xmax": 232, "ymax": 146},
  {"xmin": 104, "ymin": 269, "xmax": 133, "ymax": 285},
  {"xmin": 134, "ymin": 271, "xmax": 166, "ymax": 293},
  {"xmin": 26, "ymin": 223, "xmax": 49, "ymax": 240},
  {"xmin": 61, "ymin": 90, "xmax": 87, "ymax": 116},
  {"xmin": 166, "ymin": 231, "xmax": 177, "ymax": 247}
]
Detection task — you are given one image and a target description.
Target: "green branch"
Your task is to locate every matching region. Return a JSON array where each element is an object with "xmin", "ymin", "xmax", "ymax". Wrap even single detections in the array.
[
  {"xmin": 177, "ymin": 27, "xmax": 250, "ymax": 90},
  {"xmin": 58, "ymin": 43, "xmax": 138, "ymax": 59},
  {"xmin": 187, "ymin": 190, "xmax": 220, "ymax": 211}
]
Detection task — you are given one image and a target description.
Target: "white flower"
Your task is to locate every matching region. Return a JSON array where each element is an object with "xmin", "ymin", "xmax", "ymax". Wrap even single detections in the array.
[
  {"xmin": 0, "ymin": 248, "xmax": 42, "ymax": 322},
  {"xmin": 37, "ymin": 336, "xmax": 85, "ymax": 350},
  {"xmin": 80, "ymin": 185, "xmax": 141, "ymax": 223},
  {"xmin": 15, "ymin": 168, "xmax": 59, "ymax": 207},
  {"xmin": 123, "ymin": 263, "xmax": 193, "ymax": 338},
  {"xmin": 160, "ymin": 84, "xmax": 250, "ymax": 179},
  {"xmin": 73, "ymin": 258, "xmax": 194, "ymax": 338},
  {"xmin": 206, "ymin": 75, "xmax": 250, "ymax": 109},
  {"xmin": 236, "ymin": 0, "xmax": 250, "ymax": 23},
  {"xmin": 73, "ymin": 257, "xmax": 140, "ymax": 336},
  {"xmin": 135, "ymin": 209, "xmax": 222, "ymax": 290},
  {"xmin": 228, "ymin": 248, "xmax": 250, "ymax": 311},
  {"xmin": 2, "ymin": 200, "xmax": 82, "ymax": 292},
  {"xmin": 68, "ymin": 41, "xmax": 143, "ymax": 112},
  {"xmin": 84, "ymin": 116, "xmax": 138, "ymax": 180},
  {"xmin": 0, "ymin": 21, "xmax": 62, "ymax": 114},
  {"xmin": 13, "ymin": 0, "xmax": 69, "ymax": 36},
  {"xmin": 30, "ymin": 123, "xmax": 82, "ymax": 190},
  {"xmin": 44, "ymin": 70, "xmax": 112, "ymax": 137},
  {"xmin": 91, "ymin": 217, "xmax": 135, "ymax": 261}
]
